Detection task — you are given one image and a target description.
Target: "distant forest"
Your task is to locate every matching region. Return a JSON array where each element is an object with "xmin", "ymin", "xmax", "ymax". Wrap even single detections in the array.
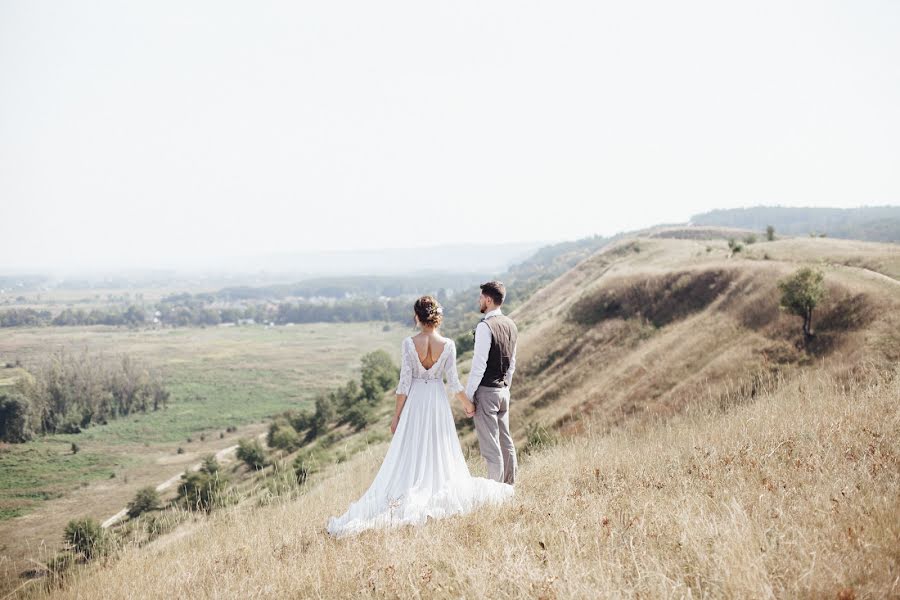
[
  {"xmin": 0, "ymin": 298, "xmax": 412, "ymax": 329},
  {"xmin": 8, "ymin": 205, "xmax": 895, "ymax": 332},
  {"xmin": 690, "ymin": 206, "xmax": 900, "ymax": 243},
  {"xmin": 0, "ymin": 236, "xmax": 614, "ymax": 333}
]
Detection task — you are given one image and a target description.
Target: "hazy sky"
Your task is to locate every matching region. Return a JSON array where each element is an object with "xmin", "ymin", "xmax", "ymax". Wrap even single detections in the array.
[{"xmin": 2, "ymin": 1, "xmax": 898, "ymax": 269}]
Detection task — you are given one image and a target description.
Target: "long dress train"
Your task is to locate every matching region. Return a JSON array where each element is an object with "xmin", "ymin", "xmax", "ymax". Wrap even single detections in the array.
[{"xmin": 326, "ymin": 336, "xmax": 514, "ymax": 537}]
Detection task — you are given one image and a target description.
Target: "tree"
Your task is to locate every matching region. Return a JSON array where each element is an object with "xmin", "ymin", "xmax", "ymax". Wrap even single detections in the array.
[
  {"xmin": 359, "ymin": 350, "xmax": 398, "ymax": 403},
  {"xmin": 766, "ymin": 225, "xmax": 775, "ymax": 241},
  {"xmin": 778, "ymin": 267, "xmax": 826, "ymax": 342},
  {"xmin": 455, "ymin": 331, "xmax": 475, "ymax": 354},
  {"xmin": 123, "ymin": 305, "xmax": 146, "ymax": 327},
  {"xmin": 306, "ymin": 394, "xmax": 335, "ymax": 441}
]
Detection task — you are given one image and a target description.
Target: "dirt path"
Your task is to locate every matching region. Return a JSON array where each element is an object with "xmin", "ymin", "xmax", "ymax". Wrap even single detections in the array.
[{"xmin": 100, "ymin": 431, "xmax": 268, "ymax": 529}]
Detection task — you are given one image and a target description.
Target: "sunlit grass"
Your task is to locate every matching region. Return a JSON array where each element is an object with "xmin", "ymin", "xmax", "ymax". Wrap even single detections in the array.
[{"xmin": 25, "ymin": 365, "xmax": 898, "ymax": 599}]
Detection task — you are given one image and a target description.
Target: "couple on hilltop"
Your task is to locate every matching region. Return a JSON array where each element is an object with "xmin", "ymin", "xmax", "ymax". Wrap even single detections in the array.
[{"xmin": 327, "ymin": 281, "xmax": 519, "ymax": 537}]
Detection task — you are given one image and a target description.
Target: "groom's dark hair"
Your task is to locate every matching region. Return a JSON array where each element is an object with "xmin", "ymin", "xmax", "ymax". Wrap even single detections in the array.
[{"xmin": 480, "ymin": 281, "xmax": 506, "ymax": 306}]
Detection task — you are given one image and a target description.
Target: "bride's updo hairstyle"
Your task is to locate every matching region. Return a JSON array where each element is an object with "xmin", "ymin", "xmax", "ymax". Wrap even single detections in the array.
[{"xmin": 414, "ymin": 295, "xmax": 443, "ymax": 328}]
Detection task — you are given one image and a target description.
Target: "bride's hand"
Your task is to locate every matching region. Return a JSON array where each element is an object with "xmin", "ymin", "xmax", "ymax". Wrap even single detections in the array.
[
  {"xmin": 462, "ymin": 399, "xmax": 476, "ymax": 418},
  {"xmin": 456, "ymin": 391, "xmax": 476, "ymax": 418},
  {"xmin": 390, "ymin": 414, "xmax": 399, "ymax": 434}
]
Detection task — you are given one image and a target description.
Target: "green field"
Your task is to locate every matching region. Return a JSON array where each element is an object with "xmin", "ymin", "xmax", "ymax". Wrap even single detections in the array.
[{"xmin": 0, "ymin": 321, "xmax": 410, "ymax": 521}]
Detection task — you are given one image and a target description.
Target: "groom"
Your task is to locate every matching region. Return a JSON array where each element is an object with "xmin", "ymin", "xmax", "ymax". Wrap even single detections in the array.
[{"xmin": 464, "ymin": 281, "xmax": 518, "ymax": 485}]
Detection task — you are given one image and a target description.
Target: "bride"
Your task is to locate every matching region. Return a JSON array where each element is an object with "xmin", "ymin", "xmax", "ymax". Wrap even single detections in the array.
[{"xmin": 326, "ymin": 295, "xmax": 514, "ymax": 537}]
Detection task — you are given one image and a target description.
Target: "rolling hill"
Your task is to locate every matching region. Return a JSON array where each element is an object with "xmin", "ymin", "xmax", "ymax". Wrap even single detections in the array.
[{"xmin": 17, "ymin": 232, "xmax": 900, "ymax": 598}]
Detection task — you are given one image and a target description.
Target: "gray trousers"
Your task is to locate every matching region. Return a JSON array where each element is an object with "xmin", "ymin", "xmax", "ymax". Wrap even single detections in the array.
[{"xmin": 473, "ymin": 385, "xmax": 517, "ymax": 485}]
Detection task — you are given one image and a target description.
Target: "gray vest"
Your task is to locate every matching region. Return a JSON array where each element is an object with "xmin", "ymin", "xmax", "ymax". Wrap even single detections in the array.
[{"xmin": 479, "ymin": 313, "xmax": 518, "ymax": 387}]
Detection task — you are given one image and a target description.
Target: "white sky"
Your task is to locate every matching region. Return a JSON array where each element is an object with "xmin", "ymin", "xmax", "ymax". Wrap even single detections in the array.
[{"xmin": 1, "ymin": 1, "xmax": 898, "ymax": 270}]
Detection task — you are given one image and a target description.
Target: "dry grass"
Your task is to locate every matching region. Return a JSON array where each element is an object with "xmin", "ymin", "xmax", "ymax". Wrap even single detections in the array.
[
  {"xmin": 11, "ymin": 235, "xmax": 899, "ymax": 599},
  {"xmin": 508, "ymin": 237, "xmax": 900, "ymax": 441},
  {"xmin": 20, "ymin": 363, "xmax": 899, "ymax": 599}
]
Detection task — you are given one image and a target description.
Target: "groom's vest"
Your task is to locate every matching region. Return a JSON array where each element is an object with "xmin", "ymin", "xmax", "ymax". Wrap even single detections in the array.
[{"xmin": 479, "ymin": 314, "xmax": 518, "ymax": 388}]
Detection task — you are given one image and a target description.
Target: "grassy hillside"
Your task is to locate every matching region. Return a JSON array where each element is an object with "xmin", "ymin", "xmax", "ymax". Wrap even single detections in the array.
[
  {"xmin": 503, "ymin": 235, "xmax": 899, "ymax": 443},
  {"xmin": 15, "ymin": 234, "xmax": 900, "ymax": 598},
  {"xmin": 23, "ymin": 364, "xmax": 897, "ymax": 599}
]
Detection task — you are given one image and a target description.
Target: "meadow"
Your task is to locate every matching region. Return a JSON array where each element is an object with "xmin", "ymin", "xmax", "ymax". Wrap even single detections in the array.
[{"xmin": 0, "ymin": 321, "xmax": 409, "ymax": 590}]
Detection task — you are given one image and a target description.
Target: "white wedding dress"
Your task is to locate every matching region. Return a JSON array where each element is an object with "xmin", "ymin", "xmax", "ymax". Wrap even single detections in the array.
[{"xmin": 326, "ymin": 336, "xmax": 514, "ymax": 537}]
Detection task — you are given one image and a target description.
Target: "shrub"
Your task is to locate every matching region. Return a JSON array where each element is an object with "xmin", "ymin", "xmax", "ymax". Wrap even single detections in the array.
[
  {"xmin": 268, "ymin": 419, "xmax": 301, "ymax": 451},
  {"xmin": 200, "ymin": 453, "xmax": 220, "ymax": 475},
  {"xmin": 766, "ymin": 225, "xmax": 775, "ymax": 241},
  {"xmin": 176, "ymin": 469, "xmax": 226, "ymax": 512},
  {"xmin": 63, "ymin": 517, "xmax": 105, "ymax": 560},
  {"xmin": 0, "ymin": 392, "xmax": 32, "ymax": 443},
  {"xmin": 342, "ymin": 402, "xmax": 374, "ymax": 432},
  {"xmin": 126, "ymin": 486, "xmax": 161, "ymax": 518},
  {"xmin": 236, "ymin": 438, "xmax": 268, "ymax": 470},
  {"xmin": 727, "ymin": 238, "xmax": 744, "ymax": 253},
  {"xmin": 59, "ymin": 417, "xmax": 82, "ymax": 434},
  {"xmin": 743, "ymin": 234, "xmax": 757, "ymax": 245}
]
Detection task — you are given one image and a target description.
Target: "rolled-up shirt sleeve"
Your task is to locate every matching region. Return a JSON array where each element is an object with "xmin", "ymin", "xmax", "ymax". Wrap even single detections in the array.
[{"xmin": 465, "ymin": 322, "xmax": 491, "ymax": 400}]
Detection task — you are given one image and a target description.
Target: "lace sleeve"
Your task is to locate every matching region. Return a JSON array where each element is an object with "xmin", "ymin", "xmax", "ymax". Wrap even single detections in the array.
[
  {"xmin": 395, "ymin": 337, "xmax": 412, "ymax": 396},
  {"xmin": 444, "ymin": 340, "xmax": 464, "ymax": 394}
]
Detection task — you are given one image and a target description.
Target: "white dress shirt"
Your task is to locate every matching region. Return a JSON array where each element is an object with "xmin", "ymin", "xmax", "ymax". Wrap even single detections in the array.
[{"xmin": 465, "ymin": 307, "xmax": 517, "ymax": 400}]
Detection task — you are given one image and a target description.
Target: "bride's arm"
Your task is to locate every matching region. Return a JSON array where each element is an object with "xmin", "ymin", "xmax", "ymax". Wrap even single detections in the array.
[
  {"xmin": 392, "ymin": 338, "xmax": 412, "ymax": 434},
  {"xmin": 391, "ymin": 394, "xmax": 407, "ymax": 434},
  {"xmin": 445, "ymin": 341, "xmax": 475, "ymax": 417}
]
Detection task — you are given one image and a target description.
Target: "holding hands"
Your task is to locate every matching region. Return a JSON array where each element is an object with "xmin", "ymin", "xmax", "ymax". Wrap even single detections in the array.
[{"xmin": 457, "ymin": 392, "xmax": 476, "ymax": 418}]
